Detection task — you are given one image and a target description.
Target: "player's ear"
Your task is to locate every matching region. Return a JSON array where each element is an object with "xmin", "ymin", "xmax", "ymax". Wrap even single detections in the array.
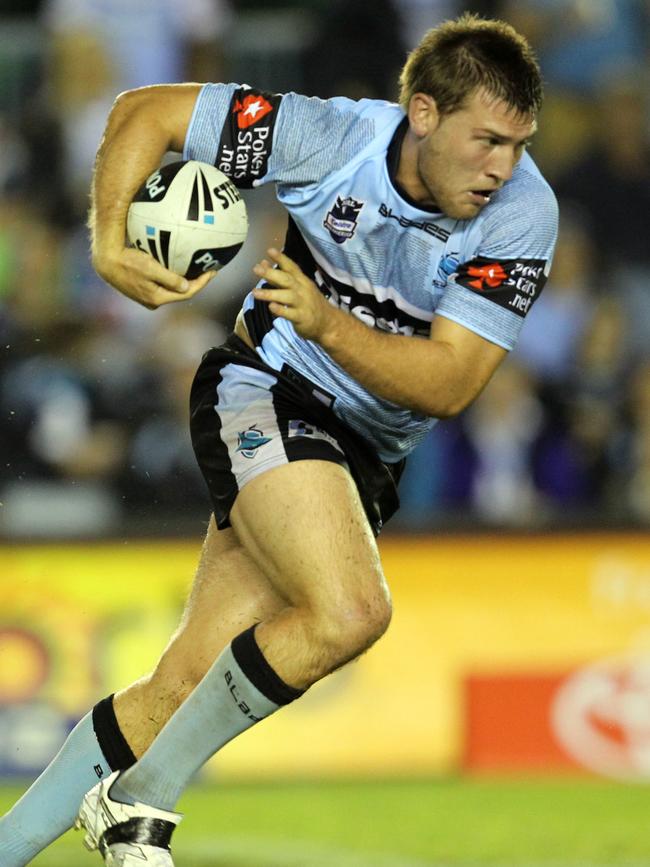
[{"xmin": 408, "ymin": 93, "xmax": 440, "ymax": 138}]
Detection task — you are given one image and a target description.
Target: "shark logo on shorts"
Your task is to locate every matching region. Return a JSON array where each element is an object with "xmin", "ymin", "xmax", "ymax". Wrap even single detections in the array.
[{"xmin": 236, "ymin": 426, "xmax": 272, "ymax": 459}]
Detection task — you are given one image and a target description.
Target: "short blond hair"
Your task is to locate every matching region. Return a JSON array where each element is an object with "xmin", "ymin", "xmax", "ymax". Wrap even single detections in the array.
[{"xmin": 399, "ymin": 13, "xmax": 542, "ymax": 117}]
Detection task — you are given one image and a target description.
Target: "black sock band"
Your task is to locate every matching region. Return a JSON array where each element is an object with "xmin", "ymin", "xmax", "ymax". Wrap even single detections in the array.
[
  {"xmin": 231, "ymin": 625, "xmax": 304, "ymax": 706},
  {"xmin": 92, "ymin": 694, "xmax": 137, "ymax": 771}
]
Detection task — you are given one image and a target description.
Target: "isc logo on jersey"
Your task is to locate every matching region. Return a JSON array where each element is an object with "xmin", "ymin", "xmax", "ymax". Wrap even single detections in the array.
[
  {"xmin": 323, "ymin": 196, "xmax": 365, "ymax": 244},
  {"xmin": 217, "ymin": 89, "xmax": 281, "ymax": 187}
]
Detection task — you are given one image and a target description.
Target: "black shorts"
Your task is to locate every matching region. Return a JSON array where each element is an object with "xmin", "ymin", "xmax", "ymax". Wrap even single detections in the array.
[{"xmin": 189, "ymin": 334, "xmax": 404, "ymax": 535}]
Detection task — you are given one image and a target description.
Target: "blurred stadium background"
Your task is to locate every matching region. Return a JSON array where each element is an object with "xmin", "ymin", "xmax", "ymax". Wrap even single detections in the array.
[{"xmin": 2, "ymin": 1, "xmax": 650, "ymax": 865}]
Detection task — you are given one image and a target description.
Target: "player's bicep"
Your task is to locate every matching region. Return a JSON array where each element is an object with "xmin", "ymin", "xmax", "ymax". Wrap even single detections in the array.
[
  {"xmin": 117, "ymin": 83, "xmax": 203, "ymax": 154},
  {"xmin": 429, "ymin": 315, "xmax": 508, "ymax": 414},
  {"xmin": 159, "ymin": 84, "xmax": 205, "ymax": 153}
]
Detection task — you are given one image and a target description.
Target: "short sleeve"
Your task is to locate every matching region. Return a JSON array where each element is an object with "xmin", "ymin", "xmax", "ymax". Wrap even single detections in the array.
[
  {"xmin": 435, "ymin": 164, "xmax": 559, "ymax": 350},
  {"xmin": 183, "ymin": 83, "xmax": 378, "ymax": 189}
]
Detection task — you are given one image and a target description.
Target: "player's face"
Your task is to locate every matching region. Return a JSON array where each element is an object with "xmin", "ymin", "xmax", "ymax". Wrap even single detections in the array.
[{"xmin": 402, "ymin": 89, "xmax": 537, "ymax": 219}]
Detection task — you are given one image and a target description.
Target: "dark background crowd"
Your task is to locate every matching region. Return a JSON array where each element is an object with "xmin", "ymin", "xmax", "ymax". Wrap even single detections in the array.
[{"xmin": 1, "ymin": 0, "xmax": 650, "ymax": 538}]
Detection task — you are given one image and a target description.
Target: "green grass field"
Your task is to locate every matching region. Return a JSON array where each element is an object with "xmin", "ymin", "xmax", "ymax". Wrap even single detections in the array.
[{"xmin": 2, "ymin": 777, "xmax": 648, "ymax": 866}]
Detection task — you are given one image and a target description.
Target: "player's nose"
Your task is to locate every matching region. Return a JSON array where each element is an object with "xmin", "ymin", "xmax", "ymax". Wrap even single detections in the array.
[{"xmin": 486, "ymin": 148, "xmax": 517, "ymax": 184}]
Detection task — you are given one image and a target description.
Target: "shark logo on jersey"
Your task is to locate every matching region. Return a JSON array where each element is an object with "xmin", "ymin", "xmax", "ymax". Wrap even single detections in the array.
[
  {"xmin": 433, "ymin": 252, "xmax": 460, "ymax": 289},
  {"xmin": 236, "ymin": 426, "xmax": 272, "ymax": 458},
  {"xmin": 323, "ymin": 196, "xmax": 364, "ymax": 244}
]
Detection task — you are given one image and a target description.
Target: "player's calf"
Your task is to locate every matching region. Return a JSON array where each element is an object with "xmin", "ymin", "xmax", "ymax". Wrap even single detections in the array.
[{"xmin": 113, "ymin": 656, "xmax": 211, "ymax": 757}]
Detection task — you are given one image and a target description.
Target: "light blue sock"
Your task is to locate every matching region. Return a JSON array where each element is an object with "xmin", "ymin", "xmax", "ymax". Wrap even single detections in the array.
[
  {"xmin": 0, "ymin": 711, "xmax": 111, "ymax": 866},
  {"xmin": 113, "ymin": 626, "xmax": 302, "ymax": 812}
]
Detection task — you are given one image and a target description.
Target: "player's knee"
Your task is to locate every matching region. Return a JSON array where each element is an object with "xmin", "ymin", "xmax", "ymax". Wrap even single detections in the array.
[
  {"xmin": 364, "ymin": 593, "xmax": 393, "ymax": 645},
  {"xmin": 314, "ymin": 590, "xmax": 392, "ymax": 663}
]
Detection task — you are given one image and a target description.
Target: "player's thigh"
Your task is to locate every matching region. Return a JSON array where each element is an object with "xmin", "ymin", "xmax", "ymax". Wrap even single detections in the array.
[
  {"xmin": 230, "ymin": 459, "xmax": 390, "ymax": 625},
  {"xmin": 153, "ymin": 515, "xmax": 285, "ymax": 686}
]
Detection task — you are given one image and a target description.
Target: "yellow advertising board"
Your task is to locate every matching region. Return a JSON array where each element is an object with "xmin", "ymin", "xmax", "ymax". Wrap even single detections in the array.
[{"xmin": 1, "ymin": 534, "xmax": 650, "ymax": 779}]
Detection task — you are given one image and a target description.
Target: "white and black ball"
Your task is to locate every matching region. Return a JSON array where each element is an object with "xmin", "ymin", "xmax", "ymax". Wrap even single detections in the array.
[{"xmin": 127, "ymin": 160, "xmax": 248, "ymax": 279}]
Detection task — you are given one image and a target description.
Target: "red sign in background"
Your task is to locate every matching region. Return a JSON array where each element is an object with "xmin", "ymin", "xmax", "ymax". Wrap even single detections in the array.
[
  {"xmin": 465, "ymin": 673, "xmax": 577, "ymax": 773},
  {"xmin": 465, "ymin": 659, "xmax": 650, "ymax": 780}
]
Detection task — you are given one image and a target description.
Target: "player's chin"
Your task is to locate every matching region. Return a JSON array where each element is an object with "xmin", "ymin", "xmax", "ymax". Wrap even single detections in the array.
[
  {"xmin": 449, "ymin": 200, "xmax": 485, "ymax": 219},
  {"xmin": 437, "ymin": 196, "xmax": 483, "ymax": 220}
]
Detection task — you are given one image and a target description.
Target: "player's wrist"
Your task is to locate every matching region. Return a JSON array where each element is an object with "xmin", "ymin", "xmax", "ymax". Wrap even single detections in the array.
[
  {"xmin": 91, "ymin": 220, "xmax": 128, "ymax": 265},
  {"xmin": 91, "ymin": 241, "xmax": 129, "ymax": 286},
  {"xmin": 91, "ymin": 243, "xmax": 119, "ymax": 269},
  {"xmin": 317, "ymin": 304, "xmax": 350, "ymax": 352}
]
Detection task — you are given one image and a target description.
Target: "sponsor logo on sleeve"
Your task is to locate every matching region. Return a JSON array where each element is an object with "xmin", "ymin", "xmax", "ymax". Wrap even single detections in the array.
[
  {"xmin": 234, "ymin": 93, "xmax": 275, "ymax": 129},
  {"xmin": 216, "ymin": 88, "xmax": 282, "ymax": 187},
  {"xmin": 323, "ymin": 195, "xmax": 365, "ymax": 244},
  {"xmin": 454, "ymin": 256, "xmax": 548, "ymax": 317}
]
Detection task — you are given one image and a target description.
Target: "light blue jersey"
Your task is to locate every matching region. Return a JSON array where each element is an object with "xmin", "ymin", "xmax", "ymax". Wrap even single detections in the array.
[{"xmin": 184, "ymin": 84, "xmax": 558, "ymax": 462}]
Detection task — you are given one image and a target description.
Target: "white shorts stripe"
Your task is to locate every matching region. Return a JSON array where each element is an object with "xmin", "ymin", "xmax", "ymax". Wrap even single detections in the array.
[{"xmin": 215, "ymin": 363, "xmax": 289, "ymax": 491}]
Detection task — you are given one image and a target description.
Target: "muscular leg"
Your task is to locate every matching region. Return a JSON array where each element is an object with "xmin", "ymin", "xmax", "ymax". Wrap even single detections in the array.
[
  {"xmin": 116, "ymin": 515, "xmax": 286, "ymax": 757},
  {"xmin": 232, "ymin": 460, "xmax": 392, "ymax": 688},
  {"xmin": 111, "ymin": 460, "xmax": 392, "ymax": 812}
]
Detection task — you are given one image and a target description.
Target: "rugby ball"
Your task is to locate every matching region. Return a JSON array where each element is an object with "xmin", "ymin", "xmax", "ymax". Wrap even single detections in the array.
[{"xmin": 127, "ymin": 161, "xmax": 248, "ymax": 279}]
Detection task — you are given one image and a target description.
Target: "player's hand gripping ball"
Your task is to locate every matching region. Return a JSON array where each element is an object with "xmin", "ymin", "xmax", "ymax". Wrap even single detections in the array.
[{"xmin": 127, "ymin": 161, "xmax": 248, "ymax": 279}]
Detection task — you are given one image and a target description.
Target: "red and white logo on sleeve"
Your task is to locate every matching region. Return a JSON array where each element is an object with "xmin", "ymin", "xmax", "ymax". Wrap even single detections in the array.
[
  {"xmin": 217, "ymin": 87, "xmax": 282, "ymax": 187},
  {"xmin": 233, "ymin": 94, "xmax": 275, "ymax": 129},
  {"xmin": 464, "ymin": 262, "xmax": 509, "ymax": 291},
  {"xmin": 454, "ymin": 256, "xmax": 548, "ymax": 317}
]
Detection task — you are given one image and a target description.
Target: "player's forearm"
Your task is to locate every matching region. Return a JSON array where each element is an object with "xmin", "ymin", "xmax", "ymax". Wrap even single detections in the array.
[
  {"xmin": 319, "ymin": 308, "xmax": 470, "ymax": 418},
  {"xmin": 91, "ymin": 91, "xmax": 166, "ymax": 262},
  {"xmin": 90, "ymin": 85, "xmax": 197, "ymax": 265},
  {"xmin": 253, "ymin": 250, "xmax": 493, "ymax": 417}
]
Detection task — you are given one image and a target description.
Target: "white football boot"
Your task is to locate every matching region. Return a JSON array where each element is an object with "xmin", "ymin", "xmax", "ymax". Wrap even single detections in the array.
[{"xmin": 75, "ymin": 771, "xmax": 182, "ymax": 866}]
